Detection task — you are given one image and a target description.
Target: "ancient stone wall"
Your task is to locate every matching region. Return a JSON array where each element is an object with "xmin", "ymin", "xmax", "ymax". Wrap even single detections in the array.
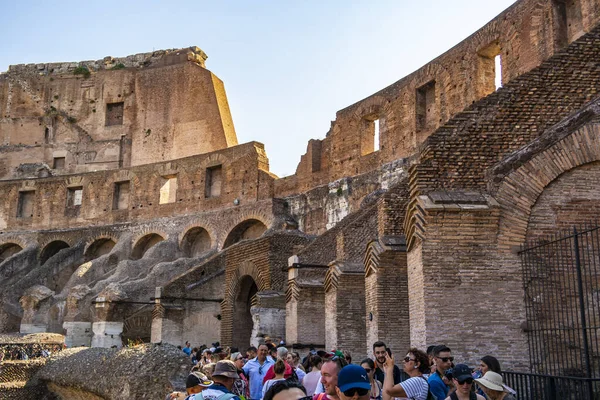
[
  {"xmin": 0, "ymin": 46, "xmax": 237, "ymax": 180},
  {"xmin": 276, "ymin": 0, "xmax": 600, "ymax": 198},
  {"xmin": 0, "ymin": 142, "xmax": 273, "ymax": 232}
]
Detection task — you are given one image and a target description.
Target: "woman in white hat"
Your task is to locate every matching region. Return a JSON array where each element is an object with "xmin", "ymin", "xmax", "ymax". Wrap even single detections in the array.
[{"xmin": 474, "ymin": 371, "xmax": 516, "ymax": 400}]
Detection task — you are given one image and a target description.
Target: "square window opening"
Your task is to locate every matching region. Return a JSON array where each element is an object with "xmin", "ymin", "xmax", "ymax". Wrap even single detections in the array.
[
  {"xmin": 105, "ymin": 102, "xmax": 124, "ymax": 126},
  {"xmin": 67, "ymin": 187, "xmax": 83, "ymax": 207},
  {"xmin": 53, "ymin": 157, "xmax": 65, "ymax": 169}
]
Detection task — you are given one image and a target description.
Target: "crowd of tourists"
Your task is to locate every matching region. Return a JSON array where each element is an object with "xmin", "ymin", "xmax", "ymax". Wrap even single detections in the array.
[
  {"xmin": 167, "ymin": 338, "xmax": 517, "ymax": 400},
  {"xmin": 0, "ymin": 343, "xmax": 63, "ymax": 361}
]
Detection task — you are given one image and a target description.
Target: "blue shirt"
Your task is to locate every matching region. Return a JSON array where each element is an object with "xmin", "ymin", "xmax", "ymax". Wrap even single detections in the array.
[
  {"xmin": 183, "ymin": 346, "xmax": 192, "ymax": 356},
  {"xmin": 243, "ymin": 356, "xmax": 275, "ymax": 400},
  {"xmin": 428, "ymin": 372, "xmax": 449, "ymax": 400}
]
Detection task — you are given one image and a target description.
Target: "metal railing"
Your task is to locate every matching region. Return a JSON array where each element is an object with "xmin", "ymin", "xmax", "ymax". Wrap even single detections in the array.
[{"xmin": 503, "ymin": 371, "xmax": 600, "ymax": 400}]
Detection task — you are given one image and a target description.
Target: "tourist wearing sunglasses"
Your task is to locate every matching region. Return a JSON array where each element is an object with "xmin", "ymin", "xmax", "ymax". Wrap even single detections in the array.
[
  {"xmin": 382, "ymin": 349, "xmax": 430, "ymax": 400},
  {"xmin": 428, "ymin": 345, "xmax": 453, "ymax": 400},
  {"xmin": 445, "ymin": 364, "xmax": 485, "ymax": 400},
  {"xmin": 335, "ymin": 364, "xmax": 371, "ymax": 400}
]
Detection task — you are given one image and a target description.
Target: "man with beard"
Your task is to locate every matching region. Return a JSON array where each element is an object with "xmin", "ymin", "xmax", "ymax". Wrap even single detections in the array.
[{"xmin": 372, "ymin": 341, "xmax": 405, "ymax": 385}]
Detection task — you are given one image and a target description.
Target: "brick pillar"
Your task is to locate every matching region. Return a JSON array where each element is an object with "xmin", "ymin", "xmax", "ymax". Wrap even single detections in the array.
[
  {"xmin": 286, "ymin": 264, "xmax": 326, "ymax": 347},
  {"xmin": 325, "ymin": 262, "xmax": 367, "ymax": 360},
  {"xmin": 407, "ymin": 192, "xmax": 529, "ymax": 370},
  {"xmin": 364, "ymin": 236, "xmax": 410, "ymax": 356}
]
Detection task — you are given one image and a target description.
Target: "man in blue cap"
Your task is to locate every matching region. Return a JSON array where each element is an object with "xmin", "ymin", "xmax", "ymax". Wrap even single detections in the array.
[{"xmin": 335, "ymin": 365, "xmax": 372, "ymax": 400}]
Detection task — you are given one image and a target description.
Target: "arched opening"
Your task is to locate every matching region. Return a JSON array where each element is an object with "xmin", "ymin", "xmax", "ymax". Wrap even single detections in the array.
[
  {"xmin": 223, "ymin": 219, "xmax": 267, "ymax": 249},
  {"xmin": 122, "ymin": 309, "xmax": 152, "ymax": 344},
  {"xmin": 0, "ymin": 243, "xmax": 23, "ymax": 263},
  {"xmin": 85, "ymin": 238, "xmax": 117, "ymax": 261},
  {"xmin": 181, "ymin": 227, "xmax": 212, "ymax": 258},
  {"xmin": 40, "ymin": 241, "xmax": 70, "ymax": 265},
  {"xmin": 232, "ymin": 275, "xmax": 258, "ymax": 349},
  {"xmin": 131, "ymin": 234, "xmax": 164, "ymax": 260}
]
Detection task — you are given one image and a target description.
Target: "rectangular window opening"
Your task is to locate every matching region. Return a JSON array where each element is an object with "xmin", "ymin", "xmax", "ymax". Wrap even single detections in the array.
[
  {"xmin": 105, "ymin": 102, "xmax": 124, "ymax": 126},
  {"xmin": 477, "ymin": 41, "xmax": 501, "ymax": 97},
  {"xmin": 159, "ymin": 175, "xmax": 177, "ymax": 204},
  {"xmin": 67, "ymin": 187, "xmax": 83, "ymax": 207},
  {"xmin": 113, "ymin": 181, "xmax": 130, "ymax": 210},
  {"xmin": 17, "ymin": 191, "xmax": 35, "ymax": 218},
  {"xmin": 205, "ymin": 165, "xmax": 223, "ymax": 198},
  {"xmin": 416, "ymin": 81, "xmax": 436, "ymax": 132},
  {"xmin": 53, "ymin": 157, "xmax": 65, "ymax": 169},
  {"xmin": 495, "ymin": 55, "xmax": 502, "ymax": 90},
  {"xmin": 373, "ymin": 119, "xmax": 380, "ymax": 152}
]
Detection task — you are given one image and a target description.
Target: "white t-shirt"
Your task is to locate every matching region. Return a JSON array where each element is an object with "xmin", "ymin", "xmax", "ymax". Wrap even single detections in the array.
[
  {"xmin": 262, "ymin": 378, "xmax": 286, "ymax": 399},
  {"xmin": 398, "ymin": 376, "xmax": 429, "ymax": 400},
  {"xmin": 303, "ymin": 371, "xmax": 322, "ymax": 396}
]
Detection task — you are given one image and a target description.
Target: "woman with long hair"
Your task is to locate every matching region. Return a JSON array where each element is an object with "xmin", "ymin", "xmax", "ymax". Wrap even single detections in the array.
[
  {"xmin": 302, "ymin": 354, "xmax": 322, "ymax": 396},
  {"xmin": 262, "ymin": 359, "xmax": 287, "ymax": 399}
]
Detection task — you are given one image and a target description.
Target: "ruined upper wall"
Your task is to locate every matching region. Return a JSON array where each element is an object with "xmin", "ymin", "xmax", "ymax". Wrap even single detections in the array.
[
  {"xmin": 0, "ymin": 47, "xmax": 238, "ymax": 180},
  {"xmin": 0, "ymin": 142, "xmax": 273, "ymax": 232},
  {"xmin": 275, "ymin": 0, "xmax": 600, "ymax": 197}
]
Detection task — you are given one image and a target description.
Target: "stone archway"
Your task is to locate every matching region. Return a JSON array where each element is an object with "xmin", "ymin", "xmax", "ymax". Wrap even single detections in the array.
[
  {"xmin": 223, "ymin": 219, "xmax": 267, "ymax": 249},
  {"xmin": 85, "ymin": 238, "xmax": 116, "ymax": 261},
  {"xmin": 0, "ymin": 243, "xmax": 23, "ymax": 263},
  {"xmin": 232, "ymin": 275, "xmax": 258, "ymax": 349},
  {"xmin": 40, "ymin": 240, "xmax": 70, "ymax": 265},
  {"xmin": 181, "ymin": 227, "xmax": 212, "ymax": 258},
  {"xmin": 131, "ymin": 234, "xmax": 164, "ymax": 260}
]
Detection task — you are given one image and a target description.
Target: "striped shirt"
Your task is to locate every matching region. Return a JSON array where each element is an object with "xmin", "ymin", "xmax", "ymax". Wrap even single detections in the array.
[{"xmin": 399, "ymin": 376, "xmax": 429, "ymax": 400}]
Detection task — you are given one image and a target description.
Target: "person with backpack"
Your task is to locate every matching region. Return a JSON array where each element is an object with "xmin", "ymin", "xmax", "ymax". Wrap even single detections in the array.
[
  {"xmin": 382, "ymin": 348, "xmax": 430, "ymax": 400},
  {"xmin": 190, "ymin": 360, "xmax": 242, "ymax": 400},
  {"xmin": 165, "ymin": 371, "xmax": 214, "ymax": 400},
  {"xmin": 445, "ymin": 364, "xmax": 485, "ymax": 400}
]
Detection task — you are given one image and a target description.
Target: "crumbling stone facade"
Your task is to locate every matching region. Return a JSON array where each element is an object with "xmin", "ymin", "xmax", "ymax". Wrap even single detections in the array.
[{"xmin": 2, "ymin": 0, "xmax": 600, "ymax": 381}]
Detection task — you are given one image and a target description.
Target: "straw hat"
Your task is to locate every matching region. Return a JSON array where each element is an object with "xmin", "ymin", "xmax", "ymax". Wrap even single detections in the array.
[{"xmin": 475, "ymin": 371, "xmax": 505, "ymax": 391}]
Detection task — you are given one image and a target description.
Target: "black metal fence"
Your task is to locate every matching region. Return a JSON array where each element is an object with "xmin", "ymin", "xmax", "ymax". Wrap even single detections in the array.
[
  {"xmin": 520, "ymin": 224, "xmax": 600, "ymax": 398},
  {"xmin": 504, "ymin": 371, "xmax": 600, "ymax": 400}
]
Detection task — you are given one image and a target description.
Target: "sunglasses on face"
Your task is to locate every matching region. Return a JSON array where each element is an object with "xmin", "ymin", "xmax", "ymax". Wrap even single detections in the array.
[
  {"xmin": 363, "ymin": 368, "xmax": 372, "ymax": 373},
  {"xmin": 403, "ymin": 357, "xmax": 415, "ymax": 363},
  {"xmin": 437, "ymin": 357, "xmax": 454, "ymax": 362},
  {"xmin": 457, "ymin": 378, "xmax": 474, "ymax": 385},
  {"xmin": 343, "ymin": 388, "xmax": 369, "ymax": 397}
]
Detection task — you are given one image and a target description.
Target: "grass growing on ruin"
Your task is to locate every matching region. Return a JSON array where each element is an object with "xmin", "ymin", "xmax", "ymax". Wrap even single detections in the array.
[
  {"xmin": 112, "ymin": 63, "xmax": 126, "ymax": 70},
  {"xmin": 73, "ymin": 66, "xmax": 91, "ymax": 79}
]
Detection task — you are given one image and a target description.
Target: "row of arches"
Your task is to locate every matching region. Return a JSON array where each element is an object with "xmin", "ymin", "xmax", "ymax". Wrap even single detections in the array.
[{"xmin": 0, "ymin": 219, "xmax": 268, "ymax": 266}]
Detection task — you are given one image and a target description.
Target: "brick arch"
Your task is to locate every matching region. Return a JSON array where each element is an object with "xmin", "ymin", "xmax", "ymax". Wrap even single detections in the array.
[
  {"xmin": 84, "ymin": 233, "xmax": 120, "ymax": 260},
  {"xmin": 495, "ymin": 123, "xmax": 600, "ymax": 252},
  {"xmin": 221, "ymin": 260, "xmax": 269, "ymax": 346},
  {"xmin": 220, "ymin": 213, "xmax": 272, "ymax": 250},
  {"xmin": 131, "ymin": 230, "xmax": 167, "ymax": 260},
  {"xmin": 179, "ymin": 225, "xmax": 215, "ymax": 257}
]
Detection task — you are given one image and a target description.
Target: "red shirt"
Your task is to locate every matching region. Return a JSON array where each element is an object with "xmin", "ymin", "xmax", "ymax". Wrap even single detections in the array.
[{"xmin": 262, "ymin": 361, "xmax": 294, "ymax": 383}]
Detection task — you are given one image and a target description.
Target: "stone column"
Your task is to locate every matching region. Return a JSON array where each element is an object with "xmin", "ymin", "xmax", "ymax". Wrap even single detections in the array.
[
  {"xmin": 151, "ymin": 287, "xmax": 185, "ymax": 346},
  {"xmin": 91, "ymin": 283, "xmax": 128, "ymax": 348},
  {"xmin": 324, "ymin": 262, "xmax": 366, "ymax": 360},
  {"xmin": 62, "ymin": 285, "xmax": 93, "ymax": 347},
  {"xmin": 250, "ymin": 291, "xmax": 286, "ymax": 347},
  {"xmin": 19, "ymin": 285, "xmax": 54, "ymax": 334},
  {"xmin": 286, "ymin": 262, "xmax": 327, "ymax": 347}
]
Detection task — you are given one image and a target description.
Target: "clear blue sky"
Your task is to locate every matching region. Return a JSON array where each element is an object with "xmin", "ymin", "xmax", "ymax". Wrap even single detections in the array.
[{"xmin": 1, "ymin": 0, "xmax": 516, "ymax": 177}]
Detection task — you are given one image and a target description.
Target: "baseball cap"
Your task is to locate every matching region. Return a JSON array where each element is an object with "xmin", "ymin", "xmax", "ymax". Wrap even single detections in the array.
[
  {"xmin": 213, "ymin": 360, "xmax": 240, "ymax": 379},
  {"xmin": 186, "ymin": 371, "xmax": 214, "ymax": 389},
  {"xmin": 452, "ymin": 364, "xmax": 473, "ymax": 382},
  {"xmin": 337, "ymin": 364, "xmax": 371, "ymax": 392}
]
